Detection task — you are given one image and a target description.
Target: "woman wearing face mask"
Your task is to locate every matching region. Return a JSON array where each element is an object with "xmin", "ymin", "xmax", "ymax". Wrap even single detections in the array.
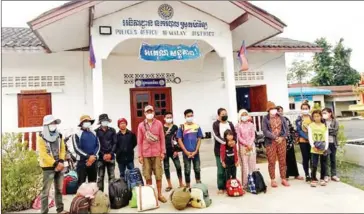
[
  {"xmin": 236, "ymin": 109, "xmax": 256, "ymax": 189},
  {"xmin": 212, "ymin": 108, "xmax": 236, "ymax": 194},
  {"xmin": 322, "ymin": 108, "xmax": 340, "ymax": 182},
  {"xmin": 295, "ymin": 101, "xmax": 313, "ymax": 182},
  {"xmin": 262, "ymin": 101, "xmax": 290, "ymax": 188},
  {"xmin": 37, "ymin": 115, "xmax": 67, "ymax": 214}
]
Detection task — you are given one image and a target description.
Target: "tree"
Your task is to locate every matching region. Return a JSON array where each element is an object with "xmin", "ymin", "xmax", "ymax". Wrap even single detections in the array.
[
  {"xmin": 311, "ymin": 37, "xmax": 360, "ymax": 86},
  {"xmin": 287, "ymin": 60, "xmax": 313, "ymax": 84}
]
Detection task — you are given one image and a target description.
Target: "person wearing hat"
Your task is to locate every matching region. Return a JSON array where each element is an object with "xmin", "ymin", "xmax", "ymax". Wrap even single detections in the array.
[
  {"xmin": 262, "ymin": 101, "xmax": 290, "ymax": 188},
  {"xmin": 95, "ymin": 113, "xmax": 116, "ymax": 192},
  {"xmin": 73, "ymin": 115, "xmax": 100, "ymax": 187},
  {"xmin": 114, "ymin": 118, "xmax": 137, "ymax": 178},
  {"xmin": 37, "ymin": 115, "xmax": 67, "ymax": 214},
  {"xmin": 137, "ymin": 105, "xmax": 167, "ymax": 203}
]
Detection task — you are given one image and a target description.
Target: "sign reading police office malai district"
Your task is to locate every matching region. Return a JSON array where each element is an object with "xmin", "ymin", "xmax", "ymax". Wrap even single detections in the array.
[
  {"xmin": 115, "ymin": 4, "xmax": 215, "ymax": 37},
  {"xmin": 135, "ymin": 78, "xmax": 166, "ymax": 88}
]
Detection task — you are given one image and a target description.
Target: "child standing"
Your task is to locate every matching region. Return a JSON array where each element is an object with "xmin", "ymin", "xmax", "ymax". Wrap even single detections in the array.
[
  {"xmin": 308, "ymin": 110, "xmax": 329, "ymax": 187},
  {"xmin": 220, "ymin": 130, "xmax": 239, "ymax": 182}
]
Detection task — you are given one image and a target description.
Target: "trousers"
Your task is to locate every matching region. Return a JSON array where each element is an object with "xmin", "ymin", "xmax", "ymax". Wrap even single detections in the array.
[
  {"xmin": 41, "ymin": 170, "xmax": 64, "ymax": 214},
  {"xmin": 266, "ymin": 140, "xmax": 287, "ymax": 179}
]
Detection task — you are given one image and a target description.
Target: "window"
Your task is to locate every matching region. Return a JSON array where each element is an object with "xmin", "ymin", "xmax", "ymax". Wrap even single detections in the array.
[
  {"xmin": 289, "ymin": 103, "xmax": 296, "ymax": 110},
  {"xmin": 2, "ymin": 75, "xmax": 66, "ymax": 88}
]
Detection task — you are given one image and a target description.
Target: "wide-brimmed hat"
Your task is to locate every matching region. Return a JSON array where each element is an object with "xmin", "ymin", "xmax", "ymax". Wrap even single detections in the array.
[
  {"xmin": 43, "ymin": 115, "xmax": 61, "ymax": 126},
  {"xmin": 144, "ymin": 105, "xmax": 154, "ymax": 112},
  {"xmin": 78, "ymin": 115, "xmax": 95, "ymax": 127},
  {"xmin": 98, "ymin": 113, "xmax": 112, "ymax": 124},
  {"xmin": 266, "ymin": 101, "xmax": 277, "ymax": 111}
]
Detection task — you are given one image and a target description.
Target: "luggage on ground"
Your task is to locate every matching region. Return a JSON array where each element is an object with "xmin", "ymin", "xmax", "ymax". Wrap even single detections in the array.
[
  {"xmin": 226, "ymin": 179, "xmax": 244, "ymax": 197},
  {"xmin": 32, "ymin": 194, "xmax": 55, "ymax": 210},
  {"xmin": 252, "ymin": 171, "xmax": 267, "ymax": 194},
  {"xmin": 63, "ymin": 170, "xmax": 78, "ymax": 195},
  {"xmin": 190, "ymin": 183, "xmax": 212, "ymax": 208},
  {"xmin": 70, "ymin": 195, "xmax": 91, "ymax": 214},
  {"xmin": 170, "ymin": 187, "xmax": 191, "ymax": 210},
  {"xmin": 125, "ymin": 168, "xmax": 144, "ymax": 190},
  {"xmin": 77, "ymin": 182, "xmax": 99, "ymax": 198},
  {"xmin": 90, "ymin": 190, "xmax": 110, "ymax": 214},
  {"xmin": 247, "ymin": 174, "xmax": 257, "ymax": 194},
  {"xmin": 135, "ymin": 185, "xmax": 159, "ymax": 212},
  {"xmin": 129, "ymin": 188, "xmax": 137, "ymax": 208},
  {"xmin": 109, "ymin": 178, "xmax": 131, "ymax": 209}
]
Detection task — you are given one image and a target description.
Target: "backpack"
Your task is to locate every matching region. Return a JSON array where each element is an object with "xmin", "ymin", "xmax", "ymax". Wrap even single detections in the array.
[
  {"xmin": 135, "ymin": 185, "xmax": 159, "ymax": 212},
  {"xmin": 109, "ymin": 178, "xmax": 131, "ymax": 209},
  {"xmin": 129, "ymin": 188, "xmax": 137, "ymax": 208},
  {"xmin": 170, "ymin": 187, "xmax": 192, "ymax": 210},
  {"xmin": 90, "ymin": 190, "xmax": 110, "ymax": 214},
  {"xmin": 70, "ymin": 196, "xmax": 91, "ymax": 214},
  {"xmin": 125, "ymin": 168, "xmax": 144, "ymax": 191},
  {"xmin": 190, "ymin": 183, "xmax": 212, "ymax": 208},
  {"xmin": 63, "ymin": 165, "xmax": 78, "ymax": 195},
  {"xmin": 247, "ymin": 174, "xmax": 257, "ymax": 194},
  {"xmin": 252, "ymin": 171, "xmax": 267, "ymax": 194},
  {"xmin": 225, "ymin": 179, "xmax": 244, "ymax": 197}
]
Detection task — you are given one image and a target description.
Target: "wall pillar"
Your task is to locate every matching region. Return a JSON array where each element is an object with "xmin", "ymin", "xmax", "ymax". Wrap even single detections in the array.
[
  {"xmin": 92, "ymin": 58, "xmax": 103, "ymax": 120},
  {"xmin": 223, "ymin": 53, "xmax": 238, "ymax": 123}
]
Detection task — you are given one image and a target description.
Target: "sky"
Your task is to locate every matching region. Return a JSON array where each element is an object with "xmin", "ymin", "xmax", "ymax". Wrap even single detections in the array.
[{"xmin": 2, "ymin": 1, "xmax": 364, "ymax": 73}]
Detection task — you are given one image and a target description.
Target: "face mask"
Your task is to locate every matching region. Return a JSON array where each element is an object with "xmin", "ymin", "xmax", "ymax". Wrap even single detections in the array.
[
  {"xmin": 146, "ymin": 113, "xmax": 154, "ymax": 120},
  {"xmin": 48, "ymin": 125, "xmax": 57, "ymax": 132},
  {"xmin": 186, "ymin": 117, "xmax": 194, "ymax": 123},
  {"xmin": 241, "ymin": 116, "xmax": 249, "ymax": 122},
  {"xmin": 82, "ymin": 122, "xmax": 91, "ymax": 129},
  {"xmin": 302, "ymin": 110, "xmax": 310, "ymax": 115},
  {"xmin": 221, "ymin": 115, "xmax": 228, "ymax": 121},
  {"xmin": 165, "ymin": 118, "xmax": 173, "ymax": 124},
  {"xmin": 322, "ymin": 114, "xmax": 329, "ymax": 119},
  {"xmin": 270, "ymin": 109, "xmax": 277, "ymax": 115},
  {"xmin": 101, "ymin": 121, "xmax": 109, "ymax": 127}
]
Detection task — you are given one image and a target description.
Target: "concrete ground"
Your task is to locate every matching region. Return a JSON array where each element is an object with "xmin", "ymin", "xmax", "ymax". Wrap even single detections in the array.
[{"xmin": 13, "ymin": 140, "xmax": 364, "ymax": 213}]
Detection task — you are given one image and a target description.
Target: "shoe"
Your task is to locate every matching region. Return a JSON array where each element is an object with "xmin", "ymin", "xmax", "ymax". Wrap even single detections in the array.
[
  {"xmin": 295, "ymin": 176, "xmax": 304, "ymax": 180},
  {"xmin": 324, "ymin": 176, "xmax": 329, "ymax": 182},
  {"xmin": 281, "ymin": 179, "xmax": 290, "ymax": 187},
  {"xmin": 271, "ymin": 180, "xmax": 278, "ymax": 188},
  {"xmin": 320, "ymin": 180, "xmax": 327, "ymax": 186},
  {"xmin": 310, "ymin": 180, "xmax": 318, "ymax": 187},
  {"xmin": 305, "ymin": 176, "xmax": 311, "ymax": 183},
  {"xmin": 332, "ymin": 176, "xmax": 340, "ymax": 182},
  {"xmin": 217, "ymin": 190, "xmax": 224, "ymax": 195}
]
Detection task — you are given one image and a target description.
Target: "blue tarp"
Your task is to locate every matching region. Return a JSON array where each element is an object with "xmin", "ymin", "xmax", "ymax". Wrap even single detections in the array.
[{"xmin": 288, "ymin": 87, "xmax": 332, "ymax": 96}]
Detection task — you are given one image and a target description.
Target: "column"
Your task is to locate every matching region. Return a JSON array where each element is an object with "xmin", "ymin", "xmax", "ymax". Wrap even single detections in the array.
[
  {"xmin": 92, "ymin": 58, "xmax": 103, "ymax": 119},
  {"xmin": 223, "ymin": 54, "xmax": 238, "ymax": 123}
]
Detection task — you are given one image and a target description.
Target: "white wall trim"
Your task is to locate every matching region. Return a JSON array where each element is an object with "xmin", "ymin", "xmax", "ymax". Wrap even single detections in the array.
[{"xmin": 3, "ymin": 88, "xmax": 64, "ymax": 95}]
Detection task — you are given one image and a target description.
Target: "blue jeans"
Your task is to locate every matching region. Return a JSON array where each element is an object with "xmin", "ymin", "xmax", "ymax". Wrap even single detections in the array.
[{"xmin": 118, "ymin": 161, "xmax": 135, "ymax": 178}]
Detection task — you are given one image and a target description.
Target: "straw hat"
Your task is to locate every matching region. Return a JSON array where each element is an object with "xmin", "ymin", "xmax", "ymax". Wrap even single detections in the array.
[
  {"xmin": 78, "ymin": 115, "xmax": 95, "ymax": 127},
  {"xmin": 266, "ymin": 101, "xmax": 277, "ymax": 111}
]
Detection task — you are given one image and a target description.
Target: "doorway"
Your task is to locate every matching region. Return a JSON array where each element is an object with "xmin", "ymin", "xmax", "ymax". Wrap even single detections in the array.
[
  {"xmin": 130, "ymin": 87, "xmax": 172, "ymax": 133},
  {"xmin": 236, "ymin": 85, "xmax": 268, "ymax": 112}
]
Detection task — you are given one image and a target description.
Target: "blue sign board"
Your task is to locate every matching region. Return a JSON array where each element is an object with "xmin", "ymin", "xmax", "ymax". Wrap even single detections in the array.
[
  {"xmin": 139, "ymin": 43, "xmax": 200, "ymax": 61},
  {"xmin": 135, "ymin": 78, "xmax": 166, "ymax": 88},
  {"xmin": 294, "ymin": 95, "xmax": 313, "ymax": 102}
]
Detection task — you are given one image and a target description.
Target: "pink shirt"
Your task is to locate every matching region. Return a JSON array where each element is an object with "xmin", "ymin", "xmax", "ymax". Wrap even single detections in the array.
[
  {"xmin": 137, "ymin": 119, "xmax": 166, "ymax": 158},
  {"xmin": 236, "ymin": 122, "xmax": 256, "ymax": 146}
]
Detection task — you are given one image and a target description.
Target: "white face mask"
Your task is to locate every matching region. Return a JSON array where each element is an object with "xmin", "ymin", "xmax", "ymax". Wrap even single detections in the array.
[
  {"xmin": 82, "ymin": 122, "xmax": 92, "ymax": 129},
  {"xmin": 146, "ymin": 113, "xmax": 154, "ymax": 120},
  {"xmin": 48, "ymin": 124, "xmax": 57, "ymax": 132},
  {"xmin": 165, "ymin": 118, "xmax": 173, "ymax": 124},
  {"xmin": 241, "ymin": 116, "xmax": 249, "ymax": 122},
  {"xmin": 269, "ymin": 109, "xmax": 278, "ymax": 115},
  {"xmin": 302, "ymin": 110, "xmax": 310, "ymax": 115},
  {"xmin": 101, "ymin": 121, "xmax": 109, "ymax": 127},
  {"xmin": 186, "ymin": 117, "xmax": 194, "ymax": 123},
  {"xmin": 322, "ymin": 114, "xmax": 329, "ymax": 119}
]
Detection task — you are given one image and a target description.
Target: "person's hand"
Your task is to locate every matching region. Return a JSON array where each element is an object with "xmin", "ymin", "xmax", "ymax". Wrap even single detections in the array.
[
  {"xmin": 184, "ymin": 151, "xmax": 191, "ymax": 157},
  {"xmin": 103, "ymin": 154, "xmax": 108, "ymax": 161},
  {"xmin": 173, "ymin": 152, "xmax": 178, "ymax": 158},
  {"xmin": 160, "ymin": 153, "xmax": 165, "ymax": 160},
  {"xmin": 191, "ymin": 150, "xmax": 198, "ymax": 158},
  {"xmin": 138, "ymin": 157, "xmax": 144, "ymax": 165},
  {"xmin": 248, "ymin": 145, "xmax": 252, "ymax": 151},
  {"xmin": 275, "ymin": 137, "xmax": 279, "ymax": 142},
  {"xmin": 89, "ymin": 155, "xmax": 97, "ymax": 163},
  {"xmin": 222, "ymin": 162, "xmax": 226, "ymax": 168},
  {"xmin": 55, "ymin": 162, "xmax": 64, "ymax": 171}
]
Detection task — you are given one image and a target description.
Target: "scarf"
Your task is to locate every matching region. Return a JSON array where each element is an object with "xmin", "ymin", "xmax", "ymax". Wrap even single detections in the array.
[{"xmin": 42, "ymin": 125, "xmax": 59, "ymax": 143}]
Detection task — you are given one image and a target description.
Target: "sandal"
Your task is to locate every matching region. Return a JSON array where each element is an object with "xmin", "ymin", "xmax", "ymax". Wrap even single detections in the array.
[
  {"xmin": 158, "ymin": 196, "xmax": 168, "ymax": 203},
  {"xmin": 165, "ymin": 187, "xmax": 173, "ymax": 192},
  {"xmin": 271, "ymin": 180, "xmax": 278, "ymax": 188}
]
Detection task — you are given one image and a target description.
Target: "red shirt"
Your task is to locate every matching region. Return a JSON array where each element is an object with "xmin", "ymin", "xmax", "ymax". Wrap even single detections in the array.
[
  {"xmin": 220, "ymin": 143, "xmax": 238, "ymax": 165},
  {"xmin": 137, "ymin": 119, "xmax": 166, "ymax": 158}
]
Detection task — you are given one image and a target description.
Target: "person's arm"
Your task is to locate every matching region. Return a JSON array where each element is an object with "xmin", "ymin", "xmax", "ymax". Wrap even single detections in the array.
[
  {"xmin": 177, "ymin": 127, "xmax": 188, "ymax": 155},
  {"xmin": 220, "ymin": 144, "xmax": 226, "ymax": 163},
  {"xmin": 212, "ymin": 121, "xmax": 226, "ymax": 145},
  {"xmin": 132, "ymin": 133, "xmax": 137, "ymax": 149},
  {"xmin": 37, "ymin": 136, "xmax": 56, "ymax": 166},
  {"xmin": 296, "ymin": 118, "xmax": 308, "ymax": 140},
  {"xmin": 280, "ymin": 116, "xmax": 289, "ymax": 138},
  {"xmin": 236, "ymin": 124, "xmax": 246, "ymax": 145},
  {"xmin": 325, "ymin": 128, "xmax": 329, "ymax": 150},
  {"xmin": 249, "ymin": 123, "xmax": 256, "ymax": 146},
  {"xmin": 137, "ymin": 124, "xmax": 143, "ymax": 158},
  {"xmin": 159, "ymin": 122, "xmax": 166, "ymax": 155},
  {"xmin": 329, "ymin": 120, "xmax": 339, "ymax": 136},
  {"xmin": 308, "ymin": 126, "xmax": 314, "ymax": 148},
  {"xmin": 59, "ymin": 138, "xmax": 66, "ymax": 162},
  {"xmin": 73, "ymin": 134, "xmax": 90, "ymax": 159},
  {"xmin": 111, "ymin": 133, "xmax": 117, "ymax": 154},
  {"xmin": 262, "ymin": 116, "xmax": 277, "ymax": 140},
  {"xmin": 195, "ymin": 127, "xmax": 203, "ymax": 152},
  {"xmin": 234, "ymin": 145, "xmax": 238, "ymax": 164},
  {"xmin": 230, "ymin": 122, "xmax": 237, "ymax": 141},
  {"xmin": 93, "ymin": 136, "xmax": 100, "ymax": 158}
]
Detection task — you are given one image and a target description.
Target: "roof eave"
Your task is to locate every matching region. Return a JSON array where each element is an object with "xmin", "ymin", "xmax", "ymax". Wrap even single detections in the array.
[{"xmin": 247, "ymin": 47, "xmax": 323, "ymax": 53}]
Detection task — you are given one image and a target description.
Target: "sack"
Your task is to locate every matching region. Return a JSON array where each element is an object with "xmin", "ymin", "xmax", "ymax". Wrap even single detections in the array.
[
  {"xmin": 144, "ymin": 122, "xmax": 159, "ymax": 143},
  {"xmin": 70, "ymin": 196, "xmax": 91, "ymax": 214},
  {"xmin": 109, "ymin": 178, "xmax": 131, "ymax": 209},
  {"xmin": 77, "ymin": 182, "xmax": 99, "ymax": 199},
  {"xmin": 226, "ymin": 179, "xmax": 244, "ymax": 197},
  {"xmin": 90, "ymin": 190, "xmax": 110, "ymax": 214},
  {"xmin": 136, "ymin": 185, "xmax": 159, "ymax": 212},
  {"xmin": 129, "ymin": 188, "xmax": 137, "ymax": 208},
  {"xmin": 32, "ymin": 194, "xmax": 55, "ymax": 210},
  {"xmin": 170, "ymin": 187, "xmax": 191, "ymax": 210},
  {"xmin": 190, "ymin": 183, "xmax": 212, "ymax": 208},
  {"xmin": 125, "ymin": 168, "xmax": 144, "ymax": 190},
  {"xmin": 252, "ymin": 171, "xmax": 267, "ymax": 194},
  {"xmin": 247, "ymin": 174, "xmax": 257, "ymax": 194}
]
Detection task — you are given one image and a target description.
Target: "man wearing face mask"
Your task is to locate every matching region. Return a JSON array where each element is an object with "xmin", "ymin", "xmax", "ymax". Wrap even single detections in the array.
[
  {"xmin": 262, "ymin": 101, "xmax": 290, "ymax": 188},
  {"xmin": 95, "ymin": 113, "xmax": 116, "ymax": 192},
  {"xmin": 137, "ymin": 105, "xmax": 167, "ymax": 203},
  {"xmin": 37, "ymin": 115, "xmax": 67, "ymax": 214},
  {"xmin": 212, "ymin": 108, "xmax": 236, "ymax": 194},
  {"xmin": 73, "ymin": 115, "xmax": 100, "ymax": 187}
]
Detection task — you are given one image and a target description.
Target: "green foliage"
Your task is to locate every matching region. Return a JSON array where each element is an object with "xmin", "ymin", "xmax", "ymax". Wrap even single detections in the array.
[
  {"xmin": 1, "ymin": 133, "xmax": 42, "ymax": 212},
  {"xmin": 311, "ymin": 37, "xmax": 361, "ymax": 86},
  {"xmin": 336, "ymin": 125, "xmax": 347, "ymax": 168},
  {"xmin": 287, "ymin": 60, "xmax": 313, "ymax": 84}
]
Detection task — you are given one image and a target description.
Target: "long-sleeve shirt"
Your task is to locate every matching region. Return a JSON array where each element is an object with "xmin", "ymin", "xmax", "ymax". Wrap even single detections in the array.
[
  {"xmin": 137, "ymin": 119, "xmax": 166, "ymax": 158},
  {"xmin": 212, "ymin": 120, "xmax": 236, "ymax": 156},
  {"xmin": 220, "ymin": 143, "xmax": 238, "ymax": 166},
  {"xmin": 308, "ymin": 123, "xmax": 329, "ymax": 155},
  {"xmin": 95, "ymin": 126, "xmax": 116, "ymax": 159},
  {"xmin": 236, "ymin": 121, "xmax": 255, "ymax": 147},
  {"xmin": 73, "ymin": 129, "xmax": 100, "ymax": 165}
]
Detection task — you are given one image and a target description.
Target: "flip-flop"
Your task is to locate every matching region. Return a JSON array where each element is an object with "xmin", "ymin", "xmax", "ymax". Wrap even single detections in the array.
[
  {"xmin": 158, "ymin": 196, "xmax": 168, "ymax": 203},
  {"xmin": 165, "ymin": 187, "xmax": 173, "ymax": 192}
]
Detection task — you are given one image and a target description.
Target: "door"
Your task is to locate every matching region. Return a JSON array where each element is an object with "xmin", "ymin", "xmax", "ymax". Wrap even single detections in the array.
[
  {"xmin": 18, "ymin": 93, "xmax": 52, "ymax": 150},
  {"xmin": 130, "ymin": 88, "xmax": 172, "ymax": 133},
  {"xmin": 236, "ymin": 87, "xmax": 251, "ymax": 112},
  {"xmin": 249, "ymin": 85, "xmax": 267, "ymax": 112}
]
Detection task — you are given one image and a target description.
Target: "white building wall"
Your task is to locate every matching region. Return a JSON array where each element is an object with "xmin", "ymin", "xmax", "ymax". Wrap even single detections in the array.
[{"xmin": 289, "ymin": 94, "xmax": 325, "ymax": 111}]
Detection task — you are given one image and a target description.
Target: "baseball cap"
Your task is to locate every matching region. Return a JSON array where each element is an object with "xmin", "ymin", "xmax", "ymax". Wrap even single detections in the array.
[{"xmin": 144, "ymin": 105, "xmax": 154, "ymax": 112}]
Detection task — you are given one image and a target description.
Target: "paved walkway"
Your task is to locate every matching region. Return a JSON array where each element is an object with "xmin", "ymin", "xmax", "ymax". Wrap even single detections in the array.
[{"xmin": 14, "ymin": 162, "xmax": 364, "ymax": 213}]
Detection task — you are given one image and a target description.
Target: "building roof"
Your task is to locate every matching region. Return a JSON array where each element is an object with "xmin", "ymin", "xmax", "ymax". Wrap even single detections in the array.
[
  {"xmin": 1, "ymin": 27, "xmax": 320, "ymax": 51},
  {"xmin": 288, "ymin": 87, "xmax": 332, "ymax": 97},
  {"xmin": 289, "ymin": 84, "xmax": 355, "ymax": 97}
]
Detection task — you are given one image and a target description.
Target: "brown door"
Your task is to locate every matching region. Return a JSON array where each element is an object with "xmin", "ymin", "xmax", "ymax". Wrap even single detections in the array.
[
  {"xmin": 18, "ymin": 93, "xmax": 52, "ymax": 150},
  {"xmin": 130, "ymin": 88, "xmax": 172, "ymax": 133},
  {"xmin": 249, "ymin": 85, "xmax": 268, "ymax": 112}
]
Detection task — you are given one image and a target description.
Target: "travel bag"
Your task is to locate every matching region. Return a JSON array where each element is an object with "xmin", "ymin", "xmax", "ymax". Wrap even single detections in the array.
[
  {"xmin": 252, "ymin": 170, "xmax": 267, "ymax": 194},
  {"xmin": 90, "ymin": 190, "xmax": 110, "ymax": 214},
  {"xmin": 170, "ymin": 187, "xmax": 192, "ymax": 210},
  {"xmin": 109, "ymin": 178, "xmax": 131, "ymax": 209},
  {"xmin": 226, "ymin": 178, "xmax": 244, "ymax": 197},
  {"xmin": 125, "ymin": 168, "xmax": 144, "ymax": 190},
  {"xmin": 190, "ymin": 183, "xmax": 212, "ymax": 208},
  {"xmin": 135, "ymin": 185, "xmax": 159, "ymax": 212},
  {"xmin": 69, "ymin": 196, "xmax": 91, "ymax": 214}
]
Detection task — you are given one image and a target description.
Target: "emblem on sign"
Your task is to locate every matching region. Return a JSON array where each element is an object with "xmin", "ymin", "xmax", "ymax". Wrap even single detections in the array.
[
  {"xmin": 135, "ymin": 79, "xmax": 142, "ymax": 87},
  {"xmin": 158, "ymin": 4, "xmax": 174, "ymax": 20}
]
